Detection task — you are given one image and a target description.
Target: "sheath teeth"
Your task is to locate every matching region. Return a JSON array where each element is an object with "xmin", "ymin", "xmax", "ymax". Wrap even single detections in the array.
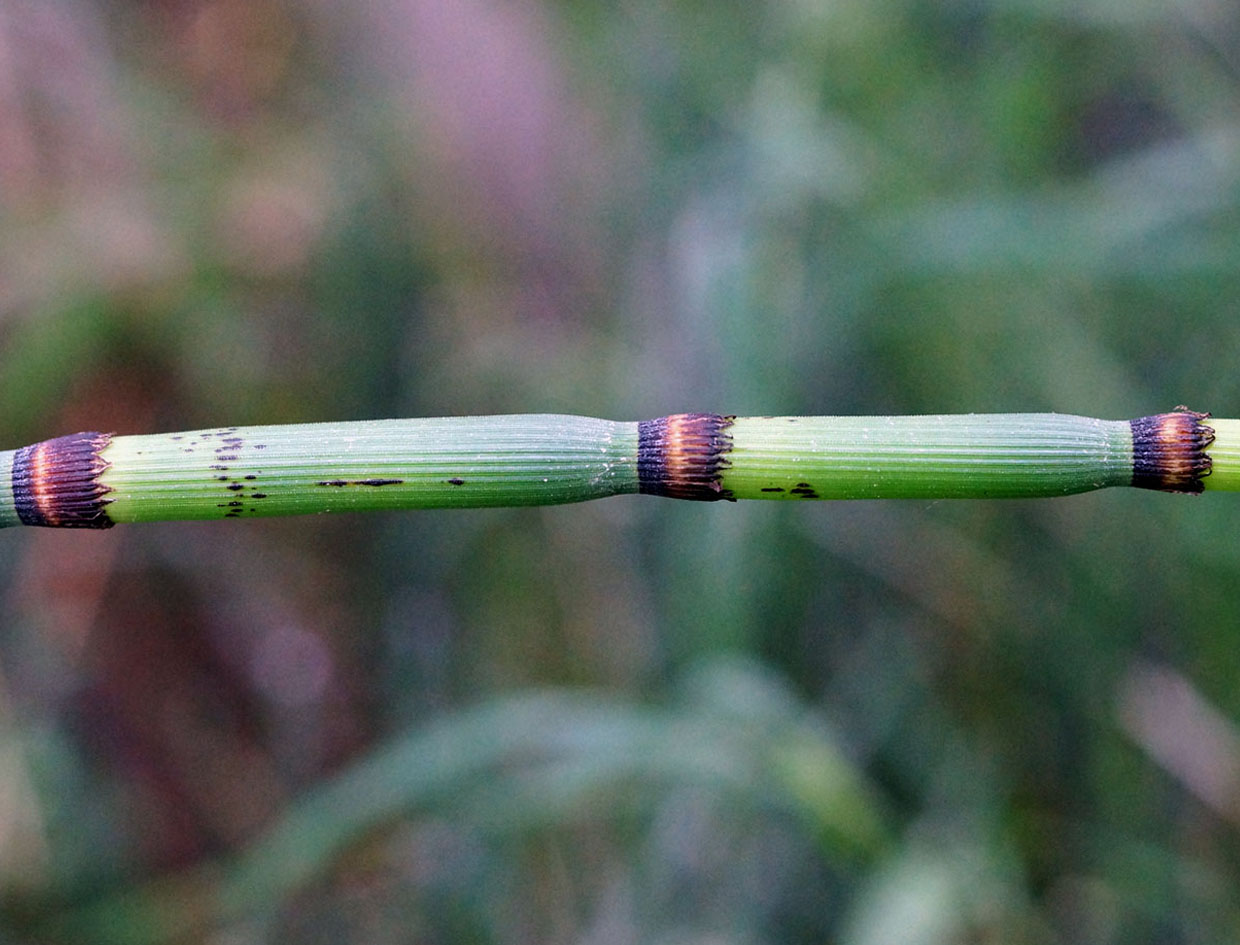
[
  {"xmin": 636, "ymin": 414, "xmax": 735, "ymax": 501},
  {"xmin": 1130, "ymin": 410, "xmax": 1214, "ymax": 494},
  {"xmin": 11, "ymin": 432, "xmax": 114, "ymax": 528}
]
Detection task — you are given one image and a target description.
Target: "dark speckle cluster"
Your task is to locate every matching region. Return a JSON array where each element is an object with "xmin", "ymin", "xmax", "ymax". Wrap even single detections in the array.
[{"xmin": 180, "ymin": 427, "xmax": 276, "ymax": 518}]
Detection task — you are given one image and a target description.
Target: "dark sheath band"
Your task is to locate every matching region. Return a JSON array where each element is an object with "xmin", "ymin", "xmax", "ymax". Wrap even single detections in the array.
[
  {"xmin": 637, "ymin": 414, "xmax": 735, "ymax": 500},
  {"xmin": 1130, "ymin": 411, "xmax": 1214, "ymax": 494},
  {"xmin": 12, "ymin": 432, "xmax": 114, "ymax": 527}
]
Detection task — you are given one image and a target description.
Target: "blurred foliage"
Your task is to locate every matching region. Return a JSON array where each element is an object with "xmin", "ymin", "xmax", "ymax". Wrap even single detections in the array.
[{"xmin": 3, "ymin": 0, "xmax": 1240, "ymax": 942}]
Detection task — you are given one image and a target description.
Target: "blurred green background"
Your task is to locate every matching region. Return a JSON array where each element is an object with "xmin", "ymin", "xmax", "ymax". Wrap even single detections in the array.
[{"xmin": 3, "ymin": 0, "xmax": 1240, "ymax": 942}]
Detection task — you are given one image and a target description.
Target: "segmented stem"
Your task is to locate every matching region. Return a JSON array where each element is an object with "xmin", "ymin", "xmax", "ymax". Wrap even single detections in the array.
[{"xmin": 0, "ymin": 410, "xmax": 1227, "ymax": 528}]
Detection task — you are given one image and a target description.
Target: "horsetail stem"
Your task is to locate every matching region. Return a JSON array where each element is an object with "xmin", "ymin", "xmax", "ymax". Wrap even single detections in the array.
[{"xmin": 0, "ymin": 410, "xmax": 1228, "ymax": 529}]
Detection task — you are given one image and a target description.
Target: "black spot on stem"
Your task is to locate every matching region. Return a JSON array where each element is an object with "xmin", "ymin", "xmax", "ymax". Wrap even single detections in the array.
[{"xmin": 317, "ymin": 477, "xmax": 404, "ymax": 487}]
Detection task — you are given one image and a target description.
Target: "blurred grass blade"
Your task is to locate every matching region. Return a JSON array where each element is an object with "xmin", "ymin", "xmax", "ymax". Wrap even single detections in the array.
[{"xmin": 43, "ymin": 658, "xmax": 885, "ymax": 945}]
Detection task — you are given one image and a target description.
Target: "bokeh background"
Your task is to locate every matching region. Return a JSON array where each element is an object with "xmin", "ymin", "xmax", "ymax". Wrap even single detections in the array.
[{"xmin": 3, "ymin": 1, "xmax": 1240, "ymax": 942}]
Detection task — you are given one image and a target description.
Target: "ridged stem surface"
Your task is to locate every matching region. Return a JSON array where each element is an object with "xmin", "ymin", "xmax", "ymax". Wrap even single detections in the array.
[
  {"xmin": 723, "ymin": 414, "xmax": 1133, "ymax": 499},
  {"xmin": 101, "ymin": 416, "xmax": 640, "ymax": 523},
  {"xmin": 0, "ymin": 411, "xmax": 1235, "ymax": 529},
  {"xmin": 1205, "ymin": 419, "xmax": 1240, "ymax": 492}
]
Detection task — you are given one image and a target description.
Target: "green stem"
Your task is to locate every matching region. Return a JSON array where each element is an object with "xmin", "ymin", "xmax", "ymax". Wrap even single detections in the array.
[
  {"xmin": 0, "ymin": 410, "xmax": 1228, "ymax": 529},
  {"xmin": 102, "ymin": 416, "xmax": 638, "ymax": 523},
  {"xmin": 1204, "ymin": 418, "xmax": 1240, "ymax": 491},
  {"xmin": 724, "ymin": 414, "xmax": 1131, "ymax": 500}
]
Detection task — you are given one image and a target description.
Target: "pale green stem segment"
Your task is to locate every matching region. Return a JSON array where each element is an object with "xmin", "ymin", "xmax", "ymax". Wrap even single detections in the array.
[
  {"xmin": 723, "ymin": 414, "xmax": 1133, "ymax": 500},
  {"xmin": 99, "ymin": 416, "xmax": 641, "ymax": 524},
  {"xmin": 1204, "ymin": 419, "xmax": 1240, "ymax": 492},
  {"xmin": 0, "ymin": 478, "xmax": 17, "ymax": 528}
]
